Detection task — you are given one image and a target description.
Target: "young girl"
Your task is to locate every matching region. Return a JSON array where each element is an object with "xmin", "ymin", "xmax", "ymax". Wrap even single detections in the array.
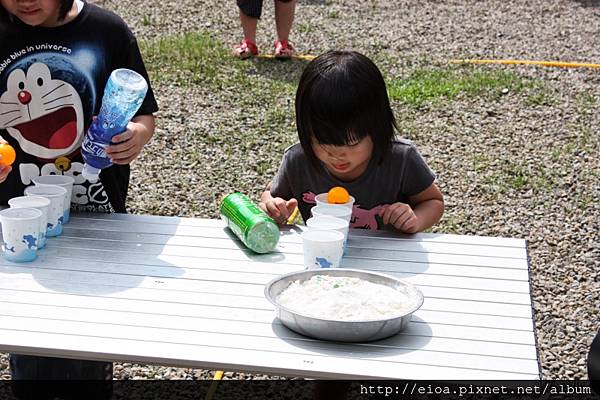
[
  {"xmin": 260, "ymin": 50, "xmax": 444, "ymax": 232},
  {"xmin": 0, "ymin": 0, "xmax": 158, "ymax": 396}
]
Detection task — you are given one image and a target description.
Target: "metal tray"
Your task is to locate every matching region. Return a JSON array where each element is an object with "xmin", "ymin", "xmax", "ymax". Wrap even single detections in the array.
[{"xmin": 265, "ymin": 268, "xmax": 424, "ymax": 342}]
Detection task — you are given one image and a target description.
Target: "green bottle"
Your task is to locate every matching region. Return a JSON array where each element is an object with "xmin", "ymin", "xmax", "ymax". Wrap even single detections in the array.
[{"xmin": 220, "ymin": 192, "xmax": 280, "ymax": 254}]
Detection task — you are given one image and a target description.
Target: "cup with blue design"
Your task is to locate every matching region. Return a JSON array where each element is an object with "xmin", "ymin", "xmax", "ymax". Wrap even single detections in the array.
[
  {"xmin": 32, "ymin": 175, "xmax": 74, "ymax": 223},
  {"xmin": 24, "ymin": 185, "xmax": 66, "ymax": 237},
  {"xmin": 8, "ymin": 196, "xmax": 51, "ymax": 249},
  {"xmin": 0, "ymin": 208, "xmax": 43, "ymax": 262},
  {"xmin": 301, "ymin": 229, "xmax": 344, "ymax": 270}
]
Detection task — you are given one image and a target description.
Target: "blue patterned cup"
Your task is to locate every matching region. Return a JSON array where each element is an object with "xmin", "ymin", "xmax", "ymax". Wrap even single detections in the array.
[
  {"xmin": 32, "ymin": 175, "xmax": 74, "ymax": 224},
  {"xmin": 24, "ymin": 185, "xmax": 66, "ymax": 237},
  {"xmin": 301, "ymin": 229, "xmax": 345, "ymax": 270},
  {"xmin": 8, "ymin": 196, "xmax": 50, "ymax": 249},
  {"xmin": 0, "ymin": 208, "xmax": 42, "ymax": 262}
]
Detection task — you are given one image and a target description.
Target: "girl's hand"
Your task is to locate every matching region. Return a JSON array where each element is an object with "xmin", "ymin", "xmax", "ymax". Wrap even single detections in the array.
[
  {"xmin": 260, "ymin": 197, "xmax": 298, "ymax": 224},
  {"xmin": 0, "ymin": 150, "xmax": 12, "ymax": 183},
  {"xmin": 380, "ymin": 202, "xmax": 420, "ymax": 233},
  {"xmin": 105, "ymin": 121, "xmax": 150, "ymax": 165},
  {"xmin": 0, "ymin": 163, "xmax": 11, "ymax": 183}
]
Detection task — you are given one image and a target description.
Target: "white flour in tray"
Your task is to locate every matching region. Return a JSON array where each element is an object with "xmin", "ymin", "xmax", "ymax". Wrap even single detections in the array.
[{"xmin": 276, "ymin": 275, "xmax": 411, "ymax": 321}]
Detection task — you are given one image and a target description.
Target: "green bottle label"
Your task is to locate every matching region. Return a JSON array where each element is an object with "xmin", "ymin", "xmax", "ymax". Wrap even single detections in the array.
[{"xmin": 220, "ymin": 193, "xmax": 280, "ymax": 253}]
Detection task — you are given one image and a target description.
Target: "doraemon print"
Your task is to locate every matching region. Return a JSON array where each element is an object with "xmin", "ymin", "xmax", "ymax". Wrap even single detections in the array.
[
  {"xmin": 0, "ymin": 2, "xmax": 158, "ymax": 212},
  {"xmin": 0, "ymin": 51, "xmax": 113, "ymax": 212},
  {"xmin": 1, "ymin": 62, "xmax": 84, "ymax": 160}
]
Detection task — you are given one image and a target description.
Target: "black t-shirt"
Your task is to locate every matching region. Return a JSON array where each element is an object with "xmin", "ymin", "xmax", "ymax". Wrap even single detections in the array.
[
  {"xmin": 270, "ymin": 140, "xmax": 436, "ymax": 230},
  {"xmin": 0, "ymin": 2, "xmax": 158, "ymax": 212}
]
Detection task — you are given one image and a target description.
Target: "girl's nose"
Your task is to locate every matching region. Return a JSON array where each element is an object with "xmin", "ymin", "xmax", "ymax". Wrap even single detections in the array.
[
  {"xmin": 327, "ymin": 149, "xmax": 346, "ymax": 159},
  {"xmin": 18, "ymin": 90, "xmax": 32, "ymax": 105}
]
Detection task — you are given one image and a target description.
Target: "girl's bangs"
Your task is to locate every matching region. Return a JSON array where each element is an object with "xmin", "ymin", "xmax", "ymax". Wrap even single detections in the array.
[{"xmin": 307, "ymin": 79, "xmax": 371, "ymax": 146}]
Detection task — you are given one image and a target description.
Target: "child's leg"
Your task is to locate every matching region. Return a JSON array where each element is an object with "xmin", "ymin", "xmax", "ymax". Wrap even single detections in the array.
[
  {"xmin": 10, "ymin": 354, "xmax": 113, "ymax": 400},
  {"xmin": 237, "ymin": 0, "xmax": 262, "ymax": 42},
  {"xmin": 274, "ymin": 0, "xmax": 296, "ymax": 43}
]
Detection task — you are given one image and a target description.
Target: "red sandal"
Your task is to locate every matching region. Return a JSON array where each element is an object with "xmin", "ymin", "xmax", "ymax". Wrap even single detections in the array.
[
  {"xmin": 274, "ymin": 40, "xmax": 295, "ymax": 59},
  {"xmin": 233, "ymin": 39, "xmax": 258, "ymax": 59}
]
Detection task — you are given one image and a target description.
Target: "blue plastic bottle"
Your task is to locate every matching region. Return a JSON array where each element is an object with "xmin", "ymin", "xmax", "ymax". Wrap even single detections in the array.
[{"xmin": 81, "ymin": 69, "xmax": 148, "ymax": 182}]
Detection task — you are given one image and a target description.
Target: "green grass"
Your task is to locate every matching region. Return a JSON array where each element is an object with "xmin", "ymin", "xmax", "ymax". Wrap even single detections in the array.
[
  {"xmin": 526, "ymin": 86, "xmax": 558, "ymax": 106},
  {"xmin": 139, "ymin": 32, "xmax": 235, "ymax": 86},
  {"xmin": 387, "ymin": 67, "xmax": 533, "ymax": 107},
  {"xmin": 296, "ymin": 22, "xmax": 314, "ymax": 34}
]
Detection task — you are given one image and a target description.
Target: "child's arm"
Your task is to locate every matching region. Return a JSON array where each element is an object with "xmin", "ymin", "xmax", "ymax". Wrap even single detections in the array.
[
  {"xmin": 259, "ymin": 185, "xmax": 298, "ymax": 224},
  {"xmin": 381, "ymin": 183, "xmax": 444, "ymax": 233},
  {"xmin": 0, "ymin": 163, "xmax": 11, "ymax": 183},
  {"xmin": 106, "ymin": 114, "xmax": 155, "ymax": 165}
]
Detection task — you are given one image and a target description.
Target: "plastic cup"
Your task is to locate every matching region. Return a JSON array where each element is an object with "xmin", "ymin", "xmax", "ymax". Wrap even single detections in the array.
[
  {"xmin": 32, "ymin": 175, "xmax": 74, "ymax": 223},
  {"xmin": 0, "ymin": 207, "xmax": 42, "ymax": 262},
  {"xmin": 306, "ymin": 215, "xmax": 350, "ymax": 250},
  {"xmin": 310, "ymin": 205, "xmax": 353, "ymax": 223},
  {"xmin": 24, "ymin": 185, "xmax": 66, "ymax": 237},
  {"xmin": 315, "ymin": 192, "xmax": 355, "ymax": 209},
  {"xmin": 301, "ymin": 229, "xmax": 345, "ymax": 269},
  {"xmin": 8, "ymin": 196, "xmax": 51, "ymax": 249}
]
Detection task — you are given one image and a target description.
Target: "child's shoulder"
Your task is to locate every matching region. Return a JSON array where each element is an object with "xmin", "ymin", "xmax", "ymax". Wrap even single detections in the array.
[
  {"xmin": 282, "ymin": 142, "xmax": 306, "ymax": 161},
  {"xmin": 390, "ymin": 137, "xmax": 418, "ymax": 154},
  {"xmin": 82, "ymin": 2, "xmax": 131, "ymax": 31}
]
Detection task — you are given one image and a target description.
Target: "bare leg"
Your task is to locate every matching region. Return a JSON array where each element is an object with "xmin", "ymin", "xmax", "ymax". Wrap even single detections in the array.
[
  {"xmin": 274, "ymin": 0, "xmax": 297, "ymax": 42},
  {"xmin": 239, "ymin": 9, "xmax": 258, "ymax": 42}
]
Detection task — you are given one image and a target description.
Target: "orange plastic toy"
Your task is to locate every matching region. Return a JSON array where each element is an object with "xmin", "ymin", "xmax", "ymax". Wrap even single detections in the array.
[
  {"xmin": 327, "ymin": 186, "xmax": 350, "ymax": 204},
  {"xmin": 0, "ymin": 143, "xmax": 16, "ymax": 166}
]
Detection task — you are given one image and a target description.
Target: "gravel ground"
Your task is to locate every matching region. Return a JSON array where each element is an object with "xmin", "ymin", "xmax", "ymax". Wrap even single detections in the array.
[{"xmin": 1, "ymin": 0, "xmax": 599, "ymax": 383}]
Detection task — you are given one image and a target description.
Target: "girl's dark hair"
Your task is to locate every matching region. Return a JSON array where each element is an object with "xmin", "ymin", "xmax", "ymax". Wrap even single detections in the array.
[
  {"xmin": 0, "ymin": 0, "xmax": 75, "ymax": 22},
  {"xmin": 295, "ymin": 50, "xmax": 398, "ymax": 168}
]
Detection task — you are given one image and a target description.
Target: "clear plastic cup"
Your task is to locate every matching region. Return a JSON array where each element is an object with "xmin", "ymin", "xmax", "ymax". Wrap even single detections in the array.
[
  {"xmin": 315, "ymin": 192, "xmax": 355, "ymax": 209},
  {"xmin": 0, "ymin": 207, "xmax": 42, "ymax": 262},
  {"xmin": 24, "ymin": 185, "xmax": 66, "ymax": 237},
  {"xmin": 8, "ymin": 196, "xmax": 51, "ymax": 249},
  {"xmin": 32, "ymin": 175, "xmax": 74, "ymax": 223},
  {"xmin": 301, "ymin": 229, "xmax": 345, "ymax": 269},
  {"xmin": 310, "ymin": 205, "xmax": 353, "ymax": 223}
]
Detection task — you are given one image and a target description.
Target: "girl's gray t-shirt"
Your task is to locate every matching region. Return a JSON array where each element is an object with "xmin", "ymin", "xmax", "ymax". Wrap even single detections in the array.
[{"xmin": 270, "ymin": 140, "xmax": 436, "ymax": 230}]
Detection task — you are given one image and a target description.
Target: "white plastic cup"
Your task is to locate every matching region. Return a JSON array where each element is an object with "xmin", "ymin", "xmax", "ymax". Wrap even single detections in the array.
[
  {"xmin": 0, "ymin": 207, "xmax": 43, "ymax": 262},
  {"xmin": 306, "ymin": 215, "xmax": 350, "ymax": 250},
  {"xmin": 315, "ymin": 192, "xmax": 355, "ymax": 209},
  {"xmin": 24, "ymin": 185, "xmax": 66, "ymax": 237},
  {"xmin": 8, "ymin": 196, "xmax": 51, "ymax": 249},
  {"xmin": 32, "ymin": 175, "xmax": 75, "ymax": 223},
  {"xmin": 310, "ymin": 205, "xmax": 353, "ymax": 223},
  {"xmin": 301, "ymin": 229, "xmax": 344, "ymax": 269}
]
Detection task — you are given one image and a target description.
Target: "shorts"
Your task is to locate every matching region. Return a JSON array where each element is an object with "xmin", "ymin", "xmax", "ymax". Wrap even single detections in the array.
[
  {"xmin": 10, "ymin": 354, "xmax": 113, "ymax": 400},
  {"xmin": 237, "ymin": 0, "xmax": 294, "ymax": 19}
]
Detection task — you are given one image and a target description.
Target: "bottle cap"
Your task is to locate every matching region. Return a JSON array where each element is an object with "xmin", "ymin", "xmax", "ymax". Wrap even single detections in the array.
[
  {"xmin": 82, "ymin": 163, "xmax": 100, "ymax": 183},
  {"xmin": 111, "ymin": 69, "xmax": 147, "ymax": 93}
]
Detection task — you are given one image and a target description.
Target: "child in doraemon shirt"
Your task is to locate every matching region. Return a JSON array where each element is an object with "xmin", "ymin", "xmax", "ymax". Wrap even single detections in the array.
[
  {"xmin": 0, "ymin": 0, "xmax": 158, "ymax": 215},
  {"xmin": 0, "ymin": 0, "xmax": 158, "ymax": 395}
]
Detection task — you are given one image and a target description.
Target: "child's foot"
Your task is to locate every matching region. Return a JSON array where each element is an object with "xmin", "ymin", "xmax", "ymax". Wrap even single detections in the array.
[
  {"xmin": 233, "ymin": 39, "xmax": 258, "ymax": 59},
  {"xmin": 274, "ymin": 40, "xmax": 295, "ymax": 59}
]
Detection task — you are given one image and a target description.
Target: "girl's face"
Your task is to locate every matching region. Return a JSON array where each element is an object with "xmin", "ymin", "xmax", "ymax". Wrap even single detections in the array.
[
  {"xmin": 1, "ymin": 0, "xmax": 69, "ymax": 27},
  {"xmin": 312, "ymin": 135, "xmax": 374, "ymax": 181}
]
